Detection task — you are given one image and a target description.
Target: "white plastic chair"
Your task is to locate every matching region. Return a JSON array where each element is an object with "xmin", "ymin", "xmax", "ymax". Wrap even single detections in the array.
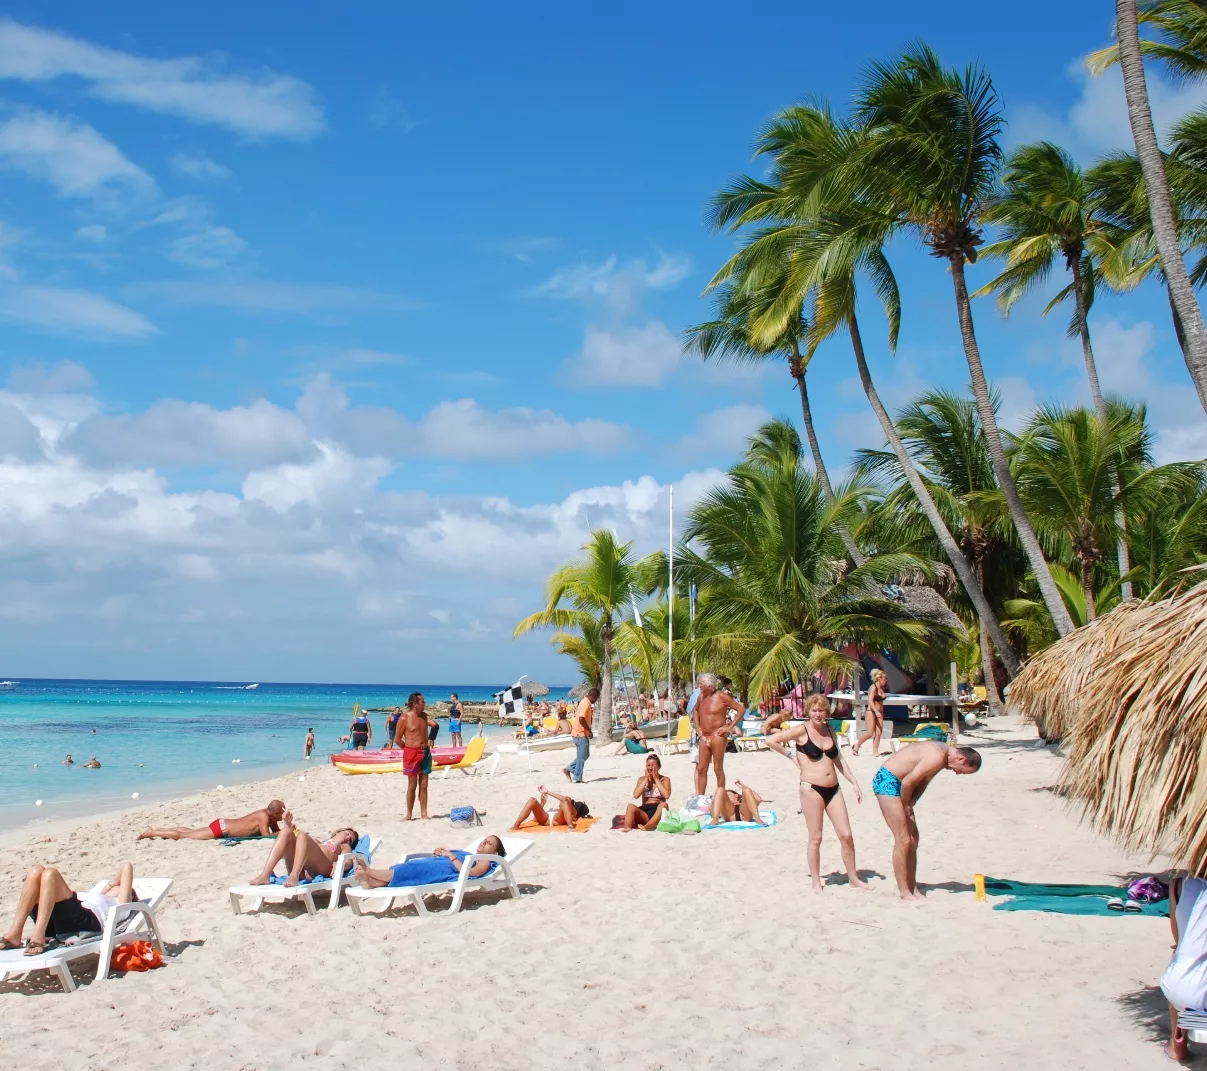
[
  {"xmin": 0, "ymin": 877, "xmax": 172, "ymax": 994},
  {"xmin": 346, "ymin": 836, "xmax": 533, "ymax": 917},
  {"xmin": 228, "ymin": 836, "xmax": 380, "ymax": 915}
]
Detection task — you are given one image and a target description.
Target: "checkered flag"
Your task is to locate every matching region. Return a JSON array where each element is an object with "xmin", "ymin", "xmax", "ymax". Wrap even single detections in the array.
[{"xmin": 496, "ymin": 681, "xmax": 526, "ymax": 722}]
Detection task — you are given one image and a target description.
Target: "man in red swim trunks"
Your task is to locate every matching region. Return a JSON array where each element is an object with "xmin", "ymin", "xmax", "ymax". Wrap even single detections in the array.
[
  {"xmin": 137, "ymin": 799, "xmax": 286, "ymax": 841},
  {"xmin": 393, "ymin": 692, "xmax": 439, "ymax": 820}
]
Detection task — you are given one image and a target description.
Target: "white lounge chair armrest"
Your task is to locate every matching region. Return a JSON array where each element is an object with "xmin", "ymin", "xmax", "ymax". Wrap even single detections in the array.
[{"xmin": 108, "ymin": 900, "xmax": 155, "ymax": 931}]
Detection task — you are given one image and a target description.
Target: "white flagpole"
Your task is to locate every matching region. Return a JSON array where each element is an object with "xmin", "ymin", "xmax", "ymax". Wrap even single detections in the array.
[{"xmin": 667, "ymin": 486, "xmax": 674, "ymax": 745}]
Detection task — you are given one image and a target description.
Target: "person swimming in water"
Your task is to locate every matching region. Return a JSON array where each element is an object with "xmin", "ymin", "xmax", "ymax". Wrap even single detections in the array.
[{"xmin": 82, "ymin": 756, "xmax": 101, "ymax": 769}]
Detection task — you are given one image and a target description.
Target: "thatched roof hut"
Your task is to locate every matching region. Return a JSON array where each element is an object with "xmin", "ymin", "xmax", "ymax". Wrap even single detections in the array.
[
  {"xmin": 1006, "ymin": 597, "xmax": 1161, "ymax": 742},
  {"xmin": 1010, "ymin": 578, "xmax": 1207, "ymax": 871},
  {"xmin": 899, "ymin": 584, "xmax": 965, "ymax": 634}
]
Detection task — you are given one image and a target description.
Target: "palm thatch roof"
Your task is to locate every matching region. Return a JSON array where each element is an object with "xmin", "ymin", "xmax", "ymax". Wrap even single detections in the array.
[
  {"xmin": 568, "ymin": 682, "xmax": 592, "ymax": 700},
  {"xmin": 1011, "ymin": 577, "xmax": 1207, "ymax": 871},
  {"xmin": 1006, "ymin": 596, "xmax": 1162, "ymax": 742},
  {"xmin": 899, "ymin": 584, "xmax": 965, "ymax": 634},
  {"xmin": 520, "ymin": 680, "xmax": 550, "ymax": 699}
]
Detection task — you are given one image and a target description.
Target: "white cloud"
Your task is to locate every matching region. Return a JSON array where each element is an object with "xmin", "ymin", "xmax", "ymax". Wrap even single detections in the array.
[
  {"xmin": 128, "ymin": 280, "xmax": 419, "ymax": 316},
  {"xmin": 0, "ymin": 109, "xmax": 152, "ymax": 198},
  {"xmin": 167, "ymin": 225, "xmax": 249, "ymax": 269},
  {"xmin": 169, "ymin": 150, "xmax": 232, "ymax": 181},
  {"xmin": 532, "ymin": 252, "xmax": 691, "ymax": 315},
  {"xmin": 368, "ymin": 85, "xmax": 423, "ymax": 133},
  {"xmin": 7, "ymin": 360, "xmax": 94, "ymax": 394},
  {"xmin": 570, "ymin": 321, "xmax": 683, "ymax": 386},
  {"xmin": 0, "ymin": 284, "xmax": 157, "ymax": 337},
  {"xmin": 76, "ymin": 223, "xmax": 107, "ymax": 242},
  {"xmin": 0, "ymin": 20, "xmax": 323, "ymax": 139},
  {"xmin": 67, "ymin": 398, "xmax": 311, "ymax": 468},
  {"xmin": 242, "ymin": 443, "xmax": 391, "ymax": 513},
  {"xmin": 415, "ymin": 398, "xmax": 630, "ymax": 458},
  {"xmin": 677, "ymin": 403, "xmax": 773, "ymax": 458},
  {"xmin": 1009, "ymin": 60, "xmax": 1207, "ymax": 160},
  {"xmin": 488, "ymin": 236, "xmax": 560, "ymax": 262}
]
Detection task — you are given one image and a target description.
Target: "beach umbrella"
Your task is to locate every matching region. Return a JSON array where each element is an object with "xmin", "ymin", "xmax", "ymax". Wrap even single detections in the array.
[
  {"xmin": 568, "ymin": 682, "xmax": 592, "ymax": 700},
  {"xmin": 520, "ymin": 680, "xmax": 550, "ymax": 699},
  {"xmin": 1014, "ymin": 577, "xmax": 1207, "ymax": 872}
]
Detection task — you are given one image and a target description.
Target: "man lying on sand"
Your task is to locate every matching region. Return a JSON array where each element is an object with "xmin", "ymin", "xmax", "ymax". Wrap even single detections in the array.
[
  {"xmin": 872, "ymin": 741, "xmax": 981, "ymax": 900},
  {"xmin": 709, "ymin": 779, "xmax": 765, "ymax": 826},
  {"xmin": 510, "ymin": 787, "xmax": 590, "ymax": 830},
  {"xmin": 138, "ymin": 800, "xmax": 286, "ymax": 841},
  {"xmin": 248, "ymin": 812, "xmax": 359, "ymax": 888},
  {"xmin": 621, "ymin": 754, "xmax": 671, "ymax": 830},
  {"xmin": 1, "ymin": 862, "xmax": 134, "ymax": 956},
  {"xmin": 352, "ymin": 836, "xmax": 506, "ymax": 888}
]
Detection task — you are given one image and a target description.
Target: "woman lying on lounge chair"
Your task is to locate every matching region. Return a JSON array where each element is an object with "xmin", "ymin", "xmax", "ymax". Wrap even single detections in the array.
[
  {"xmin": 248, "ymin": 812, "xmax": 360, "ymax": 888},
  {"xmin": 1, "ymin": 862, "xmax": 134, "ymax": 956},
  {"xmin": 352, "ymin": 836, "xmax": 506, "ymax": 888}
]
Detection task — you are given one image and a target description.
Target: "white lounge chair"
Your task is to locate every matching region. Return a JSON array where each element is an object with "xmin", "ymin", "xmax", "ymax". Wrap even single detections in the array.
[
  {"xmin": 228, "ymin": 836, "xmax": 380, "ymax": 916},
  {"xmin": 346, "ymin": 836, "xmax": 533, "ymax": 917},
  {"xmin": 0, "ymin": 877, "xmax": 172, "ymax": 994}
]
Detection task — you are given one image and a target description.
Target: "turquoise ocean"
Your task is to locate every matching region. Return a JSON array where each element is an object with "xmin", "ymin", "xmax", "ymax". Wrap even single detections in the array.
[{"xmin": 0, "ymin": 679, "xmax": 569, "ymax": 829}]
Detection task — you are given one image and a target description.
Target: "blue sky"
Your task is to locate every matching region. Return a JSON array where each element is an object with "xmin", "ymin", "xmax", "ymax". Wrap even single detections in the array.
[{"xmin": 0, "ymin": 3, "xmax": 1203, "ymax": 684}]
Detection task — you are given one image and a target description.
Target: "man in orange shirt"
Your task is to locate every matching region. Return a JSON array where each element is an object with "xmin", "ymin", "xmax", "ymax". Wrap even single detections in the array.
[{"xmin": 562, "ymin": 688, "xmax": 598, "ymax": 784}]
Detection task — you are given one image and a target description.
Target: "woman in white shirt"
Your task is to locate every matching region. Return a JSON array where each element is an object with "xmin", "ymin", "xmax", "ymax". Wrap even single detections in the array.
[
  {"xmin": 1, "ymin": 862, "xmax": 134, "ymax": 955},
  {"xmin": 1161, "ymin": 875, "xmax": 1207, "ymax": 1061}
]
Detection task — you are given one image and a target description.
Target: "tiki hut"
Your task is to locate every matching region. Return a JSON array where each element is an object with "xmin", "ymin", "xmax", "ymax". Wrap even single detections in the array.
[
  {"xmin": 1012, "ymin": 578, "xmax": 1207, "ymax": 872},
  {"xmin": 1006, "ymin": 597, "xmax": 1161, "ymax": 742}
]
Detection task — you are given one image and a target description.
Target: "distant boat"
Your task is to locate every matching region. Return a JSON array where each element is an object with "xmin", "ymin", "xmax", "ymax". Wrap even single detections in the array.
[
  {"xmin": 0, "ymin": 681, "xmax": 17, "ymax": 688},
  {"xmin": 245, "ymin": 683, "xmax": 259, "ymax": 690}
]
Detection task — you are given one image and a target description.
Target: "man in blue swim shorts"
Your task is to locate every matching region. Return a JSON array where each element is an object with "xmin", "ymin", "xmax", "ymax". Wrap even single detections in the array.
[{"xmin": 873, "ymin": 741, "xmax": 981, "ymax": 901}]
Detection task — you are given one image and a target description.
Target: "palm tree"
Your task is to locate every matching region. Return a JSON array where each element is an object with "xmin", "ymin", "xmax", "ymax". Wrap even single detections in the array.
[
  {"xmin": 513, "ymin": 529, "xmax": 649, "ymax": 738},
  {"xmin": 682, "ymin": 276, "xmax": 865, "ymax": 565},
  {"xmin": 1001, "ymin": 563, "xmax": 1122, "ymax": 652},
  {"xmin": 549, "ymin": 619, "xmax": 604, "ymax": 691},
  {"xmin": 676, "ymin": 420, "xmax": 949, "ymax": 698},
  {"xmin": 1090, "ymin": 0, "xmax": 1207, "ymax": 411},
  {"xmin": 855, "ymin": 388, "xmax": 1028, "ymax": 712},
  {"xmin": 977, "ymin": 141, "xmax": 1135, "ymax": 599},
  {"xmin": 706, "ymin": 102, "xmax": 1020, "ymax": 676},
  {"xmin": 851, "ymin": 45, "xmax": 1077, "ymax": 638}
]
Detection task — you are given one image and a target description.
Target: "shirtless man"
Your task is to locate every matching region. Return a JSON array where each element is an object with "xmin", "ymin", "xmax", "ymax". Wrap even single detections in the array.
[
  {"xmin": 393, "ymin": 692, "xmax": 439, "ymax": 820},
  {"xmin": 692, "ymin": 672, "xmax": 745, "ymax": 794},
  {"xmin": 872, "ymin": 741, "xmax": 981, "ymax": 900},
  {"xmin": 138, "ymin": 799, "xmax": 286, "ymax": 841}
]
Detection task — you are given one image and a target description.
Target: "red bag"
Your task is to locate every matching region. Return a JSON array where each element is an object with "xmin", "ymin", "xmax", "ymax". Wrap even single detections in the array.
[{"xmin": 110, "ymin": 940, "xmax": 163, "ymax": 972}]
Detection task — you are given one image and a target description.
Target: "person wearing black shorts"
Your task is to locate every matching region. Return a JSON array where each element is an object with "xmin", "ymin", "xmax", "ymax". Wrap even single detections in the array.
[{"xmin": 1, "ymin": 863, "xmax": 134, "ymax": 956}]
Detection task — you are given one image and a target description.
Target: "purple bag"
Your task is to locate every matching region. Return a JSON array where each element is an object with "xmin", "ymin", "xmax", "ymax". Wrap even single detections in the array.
[{"xmin": 1126, "ymin": 876, "xmax": 1169, "ymax": 903}]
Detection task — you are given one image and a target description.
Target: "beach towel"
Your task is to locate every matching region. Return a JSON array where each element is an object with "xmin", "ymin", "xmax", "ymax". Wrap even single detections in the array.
[
  {"xmin": 700, "ymin": 809, "xmax": 779, "ymax": 830},
  {"xmin": 220, "ymin": 835, "xmax": 274, "ymax": 846},
  {"xmin": 385, "ymin": 851, "xmax": 498, "ymax": 887},
  {"xmin": 979, "ymin": 877, "xmax": 1169, "ymax": 917},
  {"xmin": 515, "ymin": 817, "xmax": 598, "ymax": 834}
]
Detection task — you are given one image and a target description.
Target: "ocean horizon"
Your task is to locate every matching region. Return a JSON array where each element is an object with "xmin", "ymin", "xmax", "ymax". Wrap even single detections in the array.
[{"xmin": 0, "ymin": 677, "xmax": 572, "ymax": 829}]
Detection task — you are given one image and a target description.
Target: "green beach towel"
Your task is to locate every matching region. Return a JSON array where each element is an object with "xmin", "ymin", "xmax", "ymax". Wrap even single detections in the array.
[{"xmin": 981, "ymin": 877, "xmax": 1169, "ymax": 916}]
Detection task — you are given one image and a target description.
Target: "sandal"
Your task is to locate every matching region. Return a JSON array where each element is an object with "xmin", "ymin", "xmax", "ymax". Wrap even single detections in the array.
[
  {"xmin": 0, "ymin": 936, "xmax": 21, "ymax": 951},
  {"xmin": 23, "ymin": 937, "xmax": 59, "ymax": 957}
]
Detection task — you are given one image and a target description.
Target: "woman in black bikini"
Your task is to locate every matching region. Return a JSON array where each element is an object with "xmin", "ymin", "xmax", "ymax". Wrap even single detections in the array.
[
  {"xmin": 766, "ymin": 694, "xmax": 867, "ymax": 891},
  {"xmin": 852, "ymin": 668, "xmax": 887, "ymax": 757},
  {"xmin": 621, "ymin": 754, "xmax": 671, "ymax": 831}
]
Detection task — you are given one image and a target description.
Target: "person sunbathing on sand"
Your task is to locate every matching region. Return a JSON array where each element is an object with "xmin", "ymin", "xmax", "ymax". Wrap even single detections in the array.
[
  {"xmin": 708, "ymin": 780, "xmax": 765, "ymax": 826},
  {"xmin": 1, "ymin": 862, "xmax": 134, "ymax": 956},
  {"xmin": 138, "ymin": 800, "xmax": 286, "ymax": 842},
  {"xmin": 247, "ymin": 812, "xmax": 359, "ymax": 888},
  {"xmin": 510, "ymin": 787, "xmax": 589, "ymax": 830},
  {"xmin": 352, "ymin": 836, "xmax": 506, "ymax": 889},
  {"xmin": 621, "ymin": 754, "xmax": 671, "ymax": 830},
  {"xmin": 872, "ymin": 741, "xmax": 981, "ymax": 901}
]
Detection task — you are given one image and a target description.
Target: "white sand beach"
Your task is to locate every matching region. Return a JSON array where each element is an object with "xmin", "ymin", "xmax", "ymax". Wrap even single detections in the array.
[{"xmin": 0, "ymin": 716, "xmax": 1178, "ymax": 1070}]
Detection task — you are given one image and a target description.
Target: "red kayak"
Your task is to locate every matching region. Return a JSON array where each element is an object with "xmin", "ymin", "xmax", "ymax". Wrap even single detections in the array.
[{"xmin": 329, "ymin": 746, "xmax": 467, "ymax": 774}]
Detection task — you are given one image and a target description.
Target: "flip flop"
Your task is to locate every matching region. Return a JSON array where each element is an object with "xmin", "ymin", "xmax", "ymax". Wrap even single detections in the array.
[
  {"xmin": 1107, "ymin": 897, "xmax": 1126, "ymax": 911},
  {"xmin": 0, "ymin": 936, "xmax": 21, "ymax": 951},
  {"xmin": 23, "ymin": 937, "xmax": 60, "ymax": 957}
]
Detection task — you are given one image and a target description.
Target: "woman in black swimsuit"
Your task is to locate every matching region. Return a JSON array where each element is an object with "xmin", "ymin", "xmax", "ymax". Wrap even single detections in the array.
[{"xmin": 766, "ymin": 694, "xmax": 867, "ymax": 892}]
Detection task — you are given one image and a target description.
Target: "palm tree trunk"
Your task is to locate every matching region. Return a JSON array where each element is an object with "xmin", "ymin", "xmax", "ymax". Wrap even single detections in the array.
[
  {"xmin": 948, "ymin": 256, "xmax": 1077, "ymax": 638},
  {"xmin": 596, "ymin": 619, "xmax": 615, "ymax": 739},
  {"xmin": 1070, "ymin": 255, "xmax": 1133, "ymax": 602},
  {"xmin": 977, "ymin": 615, "xmax": 1005, "ymax": 718},
  {"xmin": 791, "ymin": 359, "xmax": 866, "ymax": 567},
  {"xmin": 1116, "ymin": 0, "xmax": 1207, "ymax": 413},
  {"xmin": 847, "ymin": 310, "xmax": 1022, "ymax": 678},
  {"xmin": 1081, "ymin": 559, "xmax": 1098, "ymax": 622}
]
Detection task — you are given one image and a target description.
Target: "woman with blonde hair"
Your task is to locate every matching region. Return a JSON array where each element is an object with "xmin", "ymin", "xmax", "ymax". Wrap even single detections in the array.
[
  {"xmin": 766, "ymin": 694, "xmax": 867, "ymax": 891},
  {"xmin": 852, "ymin": 668, "xmax": 888, "ymax": 758}
]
